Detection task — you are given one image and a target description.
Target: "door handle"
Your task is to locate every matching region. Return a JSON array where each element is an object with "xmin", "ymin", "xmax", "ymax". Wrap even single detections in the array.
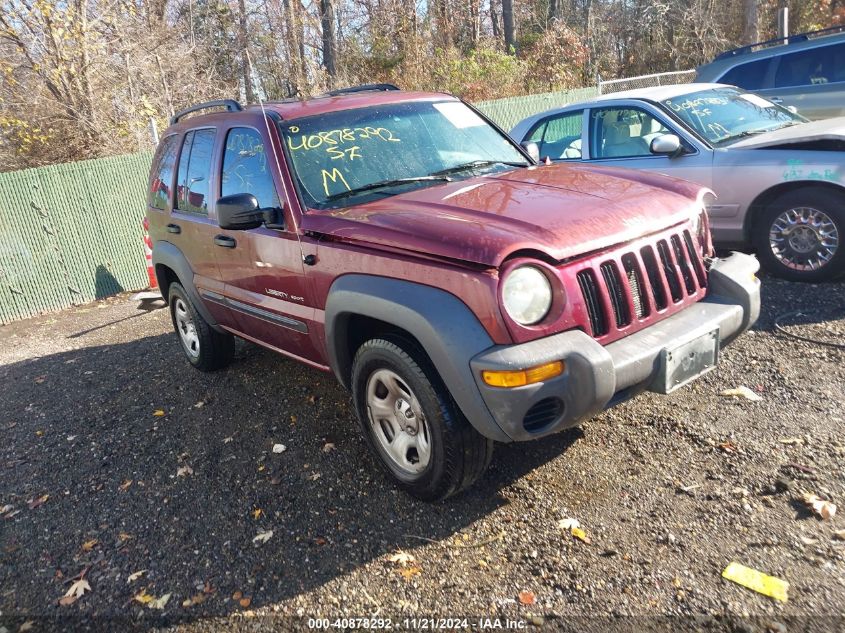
[
  {"xmin": 214, "ymin": 235, "xmax": 237, "ymax": 248},
  {"xmin": 166, "ymin": 223, "xmax": 181, "ymax": 234}
]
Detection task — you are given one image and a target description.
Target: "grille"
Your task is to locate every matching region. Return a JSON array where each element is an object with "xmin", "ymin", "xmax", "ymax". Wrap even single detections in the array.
[{"xmin": 577, "ymin": 230, "xmax": 706, "ymax": 339}]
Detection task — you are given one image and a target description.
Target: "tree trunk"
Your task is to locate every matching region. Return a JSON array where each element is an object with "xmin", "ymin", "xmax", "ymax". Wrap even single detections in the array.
[
  {"xmin": 743, "ymin": 0, "xmax": 758, "ymax": 44},
  {"xmin": 237, "ymin": 0, "xmax": 256, "ymax": 102},
  {"xmin": 502, "ymin": 0, "xmax": 515, "ymax": 53},
  {"xmin": 318, "ymin": 0, "xmax": 337, "ymax": 84},
  {"xmin": 490, "ymin": 0, "xmax": 500, "ymax": 39},
  {"xmin": 548, "ymin": 0, "xmax": 558, "ymax": 24}
]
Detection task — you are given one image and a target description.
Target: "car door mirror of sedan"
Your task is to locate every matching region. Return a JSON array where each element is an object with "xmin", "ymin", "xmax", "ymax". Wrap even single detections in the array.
[
  {"xmin": 217, "ymin": 193, "xmax": 264, "ymax": 230},
  {"xmin": 520, "ymin": 141, "xmax": 540, "ymax": 163},
  {"xmin": 650, "ymin": 134, "xmax": 683, "ymax": 157}
]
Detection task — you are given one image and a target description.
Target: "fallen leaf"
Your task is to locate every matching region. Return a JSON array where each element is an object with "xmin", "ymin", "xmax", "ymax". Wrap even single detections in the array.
[
  {"xmin": 66, "ymin": 435, "xmax": 77, "ymax": 441},
  {"xmin": 119, "ymin": 479, "xmax": 133, "ymax": 491},
  {"xmin": 272, "ymin": 443, "xmax": 287, "ymax": 454},
  {"xmin": 34, "ymin": 375, "xmax": 47, "ymax": 384},
  {"xmin": 118, "ymin": 532, "xmax": 133, "ymax": 542},
  {"xmin": 718, "ymin": 441, "xmax": 737, "ymax": 454},
  {"xmin": 558, "ymin": 518, "xmax": 580, "ymax": 531},
  {"xmin": 194, "ymin": 401, "xmax": 205, "ymax": 408},
  {"xmin": 314, "ymin": 536, "xmax": 327, "ymax": 546},
  {"xmin": 833, "ymin": 530, "xmax": 845, "ymax": 541},
  {"xmin": 800, "ymin": 536, "xmax": 818, "ymax": 545},
  {"xmin": 720, "ymin": 386, "xmax": 762, "ymax": 402},
  {"xmin": 308, "ymin": 472, "xmax": 322, "ymax": 481},
  {"xmin": 388, "ymin": 551, "xmax": 416, "ymax": 566},
  {"xmin": 571, "ymin": 527, "xmax": 592, "ymax": 544},
  {"xmin": 35, "ymin": 430, "xmax": 44, "ymax": 436},
  {"xmin": 149, "ymin": 592, "xmax": 171, "ymax": 609},
  {"xmin": 81, "ymin": 539, "xmax": 98, "ymax": 552},
  {"xmin": 722, "ymin": 562, "xmax": 788, "ymax": 602},
  {"xmin": 253, "ymin": 530, "xmax": 273, "ymax": 544},
  {"xmin": 19, "ymin": 621, "xmax": 35, "ymax": 632},
  {"xmin": 779, "ymin": 438, "xmax": 804, "ymax": 446},
  {"xmin": 27, "ymin": 494, "xmax": 48, "ymax": 509},
  {"xmin": 801, "ymin": 493, "xmax": 837, "ymax": 520},
  {"xmin": 176, "ymin": 465, "xmax": 193, "ymax": 477},
  {"xmin": 0, "ymin": 504, "xmax": 12, "ymax": 514},
  {"xmin": 133, "ymin": 590, "xmax": 154, "ymax": 604},
  {"xmin": 127, "ymin": 570, "xmax": 146, "ymax": 584},
  {"xmin": 239, "ymin": 597, "xmax": 252, "ymax": 608},
  {"xmin": 252, "ymin": 508, "xmax": 263, "ymax": 519},
  {"xmin": 153, "ymin": 409, "xmax": 166, "ymax": 417},
  {"xmin": 257, "ymin": 464, "xmax": 266, "ymax": 472},
  {"xmin": 518, "ymin": 590, "xmax": 536, "ymax": 605},
  {"xmin": 59, "ymin": 579, "xmax": 90, "ymax": 606},
  {"xmin": 322, "ymin": 442, "xmax": 336, "ymax": 453},
  {"xmin": 478, "ymin": 559, "xmax": 488, "ymax": 568},
  {"xmin": 398, "ymin": 566, "xmax": 421, "ymax": 580},
  {"xmin": 182, "ymin": 593, "xmax": 206, "ymax": 607},
  {"xmin": 290, "ymin": 415, "xmax": 297, "ymax": 423},
  {"xmin": 223, "ymin": 436, "xmax": 234, "ymax": 444}
]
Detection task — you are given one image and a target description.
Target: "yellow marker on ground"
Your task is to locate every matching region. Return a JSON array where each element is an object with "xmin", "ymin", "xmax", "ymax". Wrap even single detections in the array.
[{"xmin": 722, "ymin": 562, "xmax": 789, "ymax": 602}]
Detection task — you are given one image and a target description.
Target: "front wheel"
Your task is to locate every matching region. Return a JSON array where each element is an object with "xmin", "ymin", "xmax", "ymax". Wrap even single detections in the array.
[
  {"xmin": 168, "ymin": 282, "xmax": 234, "ymax": 371},
  {"xmin": 753, "ymin": 188, "xmax": 845, "ymax": 282},
  {"xmin": 351, "ymin": 337, "xmax": 493, "ymax": 501}
]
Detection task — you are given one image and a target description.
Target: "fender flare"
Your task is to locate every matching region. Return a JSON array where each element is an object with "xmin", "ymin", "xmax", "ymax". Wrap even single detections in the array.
[
  {"xmin": 325, "ymin": 274, "xmax": 511, "ymax": 442},
  {"xmin": 151, "ymin": 241, "xmax": 221, "ymax": 330}
]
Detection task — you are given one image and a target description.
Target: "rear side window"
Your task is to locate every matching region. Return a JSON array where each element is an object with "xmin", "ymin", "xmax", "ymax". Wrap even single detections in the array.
[
  {"xmin": 527, "ymin": 111, "xmax": 583, "ymax": 160},
  {"xmin": 718, "ymin": 57, "xmax": 772, "ymax": 90},
  {"xmin": 774, "ymin": 42, "xmax": 845, "ymax": 88},
  {"xmin": 148, "ymin": 135, "xmax": 179, "ymax": 210},
  {"xmin": 175, "ymin": 129, "xmax": 216, "ymax": 215},
  {"xmin": 221, "ymin": 128, "xmax": 281, "ymax": 209}
]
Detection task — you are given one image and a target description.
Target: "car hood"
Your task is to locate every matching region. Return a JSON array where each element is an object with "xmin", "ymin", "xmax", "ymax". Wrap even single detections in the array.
[
  {"xmin": 303, "ymin": 164, "xmax": 705, "ymax": 267},
  {"xmin": 727, "ymin": 117, "xmax": 845, "ymax": 149}
]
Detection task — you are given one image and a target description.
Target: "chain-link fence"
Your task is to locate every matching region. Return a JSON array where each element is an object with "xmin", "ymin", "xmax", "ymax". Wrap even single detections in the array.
[
  {"xmin": 598, "ymin": 70, "xmax": 697, "ymax": 95},
  {"xmin": 476, "ymin": 86, "xmax": 600, "ymax": 132}
]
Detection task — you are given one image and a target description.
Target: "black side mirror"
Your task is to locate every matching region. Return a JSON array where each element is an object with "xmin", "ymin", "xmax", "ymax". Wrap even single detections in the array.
[
  {"xmin": 520, "ymin": 141, "xmax": 540, "ymax": 163},
  {"xmin": 217, "ymin": 193, "xmax": 263, "ymax": 230}
]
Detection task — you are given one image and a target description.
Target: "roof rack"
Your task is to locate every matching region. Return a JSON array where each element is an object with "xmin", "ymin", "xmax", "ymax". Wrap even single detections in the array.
[
  {"xmin": 714, "ymin": 24, "xmax": 845, "ymax": 60},
  {"xmin": 170, "ymin": 99, "xmax": 243, "ymax": 125},
  {"xmin": 323, "ymin": 83, "xmax": 400, "ymax": 97}
]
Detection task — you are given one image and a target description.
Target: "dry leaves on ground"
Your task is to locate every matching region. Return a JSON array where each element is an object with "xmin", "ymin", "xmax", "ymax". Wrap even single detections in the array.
[{"xmin": 59, "ymin": 579, "xmax": 91, "ymax": 606}]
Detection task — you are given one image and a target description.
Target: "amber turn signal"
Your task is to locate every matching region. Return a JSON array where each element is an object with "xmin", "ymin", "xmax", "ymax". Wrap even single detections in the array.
[{"xmin": 481, "ymin": 361, "xmax": 564, "ymax": 388}]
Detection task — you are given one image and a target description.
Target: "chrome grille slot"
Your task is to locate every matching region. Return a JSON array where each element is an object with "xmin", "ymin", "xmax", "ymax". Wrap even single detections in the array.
[
  {"xmin": 640, "ymin": 245, "xmax": 668, "ymax": 310},
  {"xmin": 600, "ymin": 261, "xmax": 631, "ymax": 328},
  {"xmin": 671, "ymin": 234, "xmax": 696, "ymax": 294},
  {"xmin": 622, "ymin": 254, "xmax": 648, "ymax": 319},
  {"xmin": 683, "ymin": 230, "xmax": 707, "ymax": 288},
  {"xmin": 657, "ymin": 240, "xmax": 683, "ymax": 303},
  {"xmin": 577, "ymin": 269, "xmax": 608, "ymax": 337}
]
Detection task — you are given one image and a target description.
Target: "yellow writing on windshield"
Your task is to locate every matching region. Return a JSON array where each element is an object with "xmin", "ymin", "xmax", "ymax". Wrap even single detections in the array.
[
  {"xmin": 287, "ymin": 127, "xmax": 400, "ymax": 154},
  {"xmin": 321, "ymin": 167, "xmax": 351, "ymax": 196}
]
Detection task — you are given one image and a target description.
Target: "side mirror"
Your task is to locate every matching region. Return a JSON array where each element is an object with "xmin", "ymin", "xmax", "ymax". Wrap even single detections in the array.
[
  {"xmin": 217, "ymin": 193, "xmax": 263, "ymax": 230},
  {"xmin": 520, "ymin": 141, "xmax": 540, "ymax": 163},
  {"xmin": 650, "ymin": 134, "xmax": 682, "ymax": 156},
  {"xmin": 786, "ymin": 105, "xmax": 798, "ymax": 114}
]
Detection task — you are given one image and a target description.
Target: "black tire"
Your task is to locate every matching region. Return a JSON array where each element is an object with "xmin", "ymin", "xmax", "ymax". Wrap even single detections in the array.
[
  {"xmin": 168, "ymin": 282, "xmax": 234, "ymax": 371},
  {"xmin": 752, "ymin": 187, "xmax": 845, "ymax": 282},
  {"xmin": 351, "ymin": 337, "xmax": 493, "ymax": 501}
]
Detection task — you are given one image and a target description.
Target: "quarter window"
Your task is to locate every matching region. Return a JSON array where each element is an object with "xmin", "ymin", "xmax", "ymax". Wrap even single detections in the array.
[
  {"xmin": 718, "ymin": 58, "xmax": 772, "ymax": 90},
  {"xmin": 148, "ymin": 135, "xmax": 179, "ymax": 210},
  {"xmin": 175, "ymin": 129, "xmax": 216, "ymax": 215},
  {"xmin": 221, "ymin": 128, "xmax": 281, "ymax": 209},
  {"xmin": 527, "ymin": 111, "xmax": 583, "ymax": 160},
  {"xmin": 589, "ymin": 107, "xmax": 669, "ymax": 159}
]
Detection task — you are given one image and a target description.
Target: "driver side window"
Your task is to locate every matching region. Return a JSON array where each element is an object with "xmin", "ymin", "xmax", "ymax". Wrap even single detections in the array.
[
  {"xmin": 221, "ymin": 127, "xmax": 281, "ymax": 210},
  {"xmin": 590, "ymin": 107, "xmax": 669, "ymax": 159}
]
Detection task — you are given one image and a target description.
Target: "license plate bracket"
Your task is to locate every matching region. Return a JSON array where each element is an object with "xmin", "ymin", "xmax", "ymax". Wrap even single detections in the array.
[{"xmin": 655, "ymin": 328, "xmax": 720, "ymax": 394}]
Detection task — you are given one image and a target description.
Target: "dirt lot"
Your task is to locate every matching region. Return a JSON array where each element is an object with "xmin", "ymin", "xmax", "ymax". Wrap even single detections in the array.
[{"xmin": 1, "ymin": 275, "xmax": 844, "ymax": 632}]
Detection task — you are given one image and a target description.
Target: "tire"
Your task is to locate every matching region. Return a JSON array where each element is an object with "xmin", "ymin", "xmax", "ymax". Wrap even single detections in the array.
[
  {"xmin": 168, "ymin": 282, "xmax": 234, "ymax": 371},
  {"xmin": 752, "ymin": 187, "xmax": 845, "ymax": 282},
  {"xmin": 351, "ymin": 337, "xmax": 493, "ymax": 501}
]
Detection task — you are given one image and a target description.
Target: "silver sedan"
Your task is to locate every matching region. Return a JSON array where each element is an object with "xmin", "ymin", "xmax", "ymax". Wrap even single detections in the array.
[{"xmin": 510, "ymin": 83, "xmax": 845, "ymax": 282}]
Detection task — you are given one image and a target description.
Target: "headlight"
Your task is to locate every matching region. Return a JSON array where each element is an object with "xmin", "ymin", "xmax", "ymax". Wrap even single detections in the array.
[{"xmin": 502, "ymin": 266, "xmax": 552, "ymax": 325}]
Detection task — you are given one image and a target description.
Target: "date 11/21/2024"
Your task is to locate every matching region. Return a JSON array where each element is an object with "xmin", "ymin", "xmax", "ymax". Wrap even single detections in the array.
[{"xmin": 307, "ymin": 617, "xmax": 529, "ymax": 629}]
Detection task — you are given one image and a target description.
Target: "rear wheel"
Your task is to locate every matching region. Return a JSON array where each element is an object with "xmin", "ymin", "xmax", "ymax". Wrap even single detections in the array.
[
  {"xmin": 753, "ymin": 188, "xmax": 845, "ymax": 282},
  {"xmin": 351, "ymin": 337, "xmax": 493, "ymax": 501},
  {"xmin": 168, "ymin": 282, "xmax": 234, "ymax": 371}
]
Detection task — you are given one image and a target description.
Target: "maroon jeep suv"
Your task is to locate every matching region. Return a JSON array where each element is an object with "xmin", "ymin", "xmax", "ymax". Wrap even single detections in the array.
[{"xmin": 147, "ymin": 84, "xmax": 760, "ymax": 500}]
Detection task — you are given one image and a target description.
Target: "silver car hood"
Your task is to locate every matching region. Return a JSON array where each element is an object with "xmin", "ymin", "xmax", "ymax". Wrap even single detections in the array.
[{"xmin": 727, "ymin": 117, "xmax": 845, "ymax": 149}]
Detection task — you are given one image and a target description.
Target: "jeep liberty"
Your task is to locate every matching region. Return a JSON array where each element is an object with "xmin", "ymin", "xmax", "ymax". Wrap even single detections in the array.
[{"xmin": 147, "ymin": 84, "xmax": 761, "ymax": 500}]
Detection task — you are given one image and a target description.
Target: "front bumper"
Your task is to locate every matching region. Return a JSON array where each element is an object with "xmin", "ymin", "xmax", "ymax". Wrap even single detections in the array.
[{"xmin": 470, "ymin": 252, "xmax": 760, "ymax": 441}]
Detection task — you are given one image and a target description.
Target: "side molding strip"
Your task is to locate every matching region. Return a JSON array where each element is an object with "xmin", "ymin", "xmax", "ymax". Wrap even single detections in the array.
[{"xmin": 199, "ymin": 290, "xmax": 308, "ymax": 333}]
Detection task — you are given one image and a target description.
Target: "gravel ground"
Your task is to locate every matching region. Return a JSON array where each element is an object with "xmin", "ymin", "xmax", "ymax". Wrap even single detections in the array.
[{"xmin": 1, "ymin": 275, "xmax": 844, "ymax": 632}]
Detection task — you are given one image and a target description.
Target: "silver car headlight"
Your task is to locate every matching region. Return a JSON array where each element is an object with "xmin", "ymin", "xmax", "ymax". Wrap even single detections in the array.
[{"xmin": 502, "ymin": 266, "xmax": 552, "ymax": 325}]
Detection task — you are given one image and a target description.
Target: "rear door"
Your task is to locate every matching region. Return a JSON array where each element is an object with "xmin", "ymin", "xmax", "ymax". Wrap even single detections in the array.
[{"xmin": 210, "ymin": 125, "xmax": 322, "ymax": 364}]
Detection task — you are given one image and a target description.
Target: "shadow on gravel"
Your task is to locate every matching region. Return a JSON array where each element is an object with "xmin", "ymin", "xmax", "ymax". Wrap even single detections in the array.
[{"xmin": 0, "ymin": 331, "xmax": 580, "ymax": 625}]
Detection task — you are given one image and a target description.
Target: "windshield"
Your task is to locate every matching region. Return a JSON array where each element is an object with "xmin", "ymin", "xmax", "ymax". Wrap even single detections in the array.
[
  {"xmin": 662, "ymin": 87, "xmax": 806, "ymax": 146},
  {"xmin": 280, "ymin": 100, "xmax": 529, "ymax": 209}
]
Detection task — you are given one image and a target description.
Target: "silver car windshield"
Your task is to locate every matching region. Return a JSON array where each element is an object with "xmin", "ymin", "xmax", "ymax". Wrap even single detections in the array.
[{"xmin": 662, "ymin": 88, "xmax": 806, "ymax": 146}]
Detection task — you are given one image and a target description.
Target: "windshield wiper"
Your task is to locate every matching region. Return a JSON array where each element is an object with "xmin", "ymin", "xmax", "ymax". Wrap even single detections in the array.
[
  {"xmin": 324, "ymin": 176, "xmax": 451, "ymax": 202},
  {"xmin": 430, "ymin": 160, "xmax": 527, "ymax": 177}
]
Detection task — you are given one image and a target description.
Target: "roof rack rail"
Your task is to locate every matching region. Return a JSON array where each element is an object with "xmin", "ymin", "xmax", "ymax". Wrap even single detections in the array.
[
  {"xmin": 170, "ymin": 99, "xmax": 243, "ymax": 125},
  {"xmin": 714, "ymin": 24, "xmax": 845, "ymax": 60},
  {"xmin": 323, "ymin": 83, "xmax": 400, "ymax": 97}
]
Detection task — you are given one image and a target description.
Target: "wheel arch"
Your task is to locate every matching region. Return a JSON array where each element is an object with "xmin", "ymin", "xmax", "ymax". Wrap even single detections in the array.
[
  {"xmin": 151, "ymin": 241, "xmax": 221, "ymax": 330},
  {"xmin": 325, "ymin": 274, "xmax": 510, "ymax": 442},
  {"xmin": 743, "ymin": 180, "xmax": 845, "ymax": 242}
]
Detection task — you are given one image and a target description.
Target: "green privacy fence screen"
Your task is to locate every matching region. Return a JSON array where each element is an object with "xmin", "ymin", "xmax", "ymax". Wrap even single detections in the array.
[
  {"xmin": 0, "ymin": 151, "xmax": 154, "ymax": 324},
  {"xmin": 0, "ymin": 86, "xmax": 597, "ymax": 324}
]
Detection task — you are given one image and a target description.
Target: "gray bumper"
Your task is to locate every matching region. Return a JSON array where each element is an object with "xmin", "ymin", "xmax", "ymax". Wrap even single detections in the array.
[{"xmin": 470, "ymin": 252, "xmax": 760, "ymax": 442}]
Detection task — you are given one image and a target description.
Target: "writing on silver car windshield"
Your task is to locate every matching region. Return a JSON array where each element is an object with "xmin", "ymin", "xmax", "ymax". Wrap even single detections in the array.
[
  {"xmin": 280, "ymin": 100, "xmax": 528, "ymax": 209},
  {"xmin": 663, "ymin": 88, "xmax": 805, "ymax": 146}
]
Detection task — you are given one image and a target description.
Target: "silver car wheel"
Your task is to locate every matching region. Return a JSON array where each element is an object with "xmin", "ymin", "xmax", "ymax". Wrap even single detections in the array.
[
  {"xmin": 769, "ymin": 206, "xmax": 839, "ymax": 272},
  {"xmin": 174, "ymin": 298, "xmax": 200, "ymax": 359},
  {"xmin": 365, "ymin": 368, "xmax": 431, "ymax": 477}
]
